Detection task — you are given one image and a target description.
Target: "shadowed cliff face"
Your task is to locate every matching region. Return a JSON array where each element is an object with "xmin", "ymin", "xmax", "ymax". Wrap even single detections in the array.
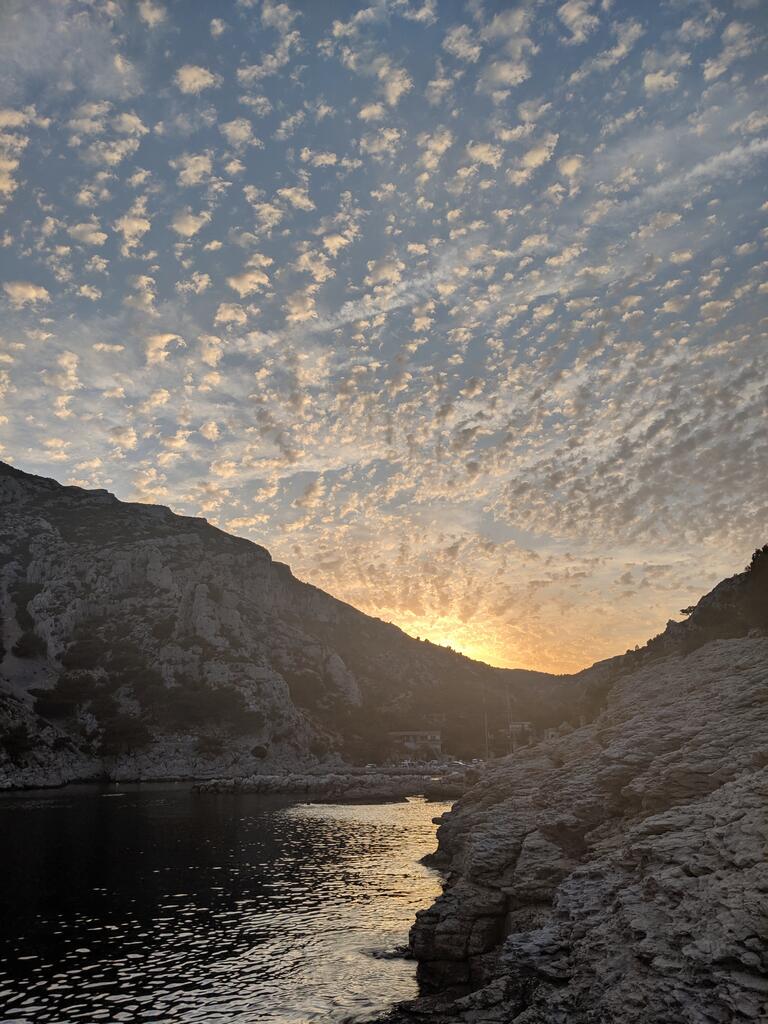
[
  {"xmin": 381, "ymin": 550, "xmax": 768, "ymax": 1023},
  {"xmin": 0, "ymin": 461, "xmax": 565, "ymax": 788}
]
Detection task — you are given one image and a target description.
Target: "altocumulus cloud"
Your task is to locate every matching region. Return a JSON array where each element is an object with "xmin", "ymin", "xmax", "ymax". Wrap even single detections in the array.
[{"xmin": 0, "ymin": 0, "xmax": 766, "ymax": 672}]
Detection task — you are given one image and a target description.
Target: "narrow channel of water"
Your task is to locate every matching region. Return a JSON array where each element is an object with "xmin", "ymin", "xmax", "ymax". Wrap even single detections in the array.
[{"xmin": 0, "ymin": 784, "xmax": 450, "ymax": 1023}]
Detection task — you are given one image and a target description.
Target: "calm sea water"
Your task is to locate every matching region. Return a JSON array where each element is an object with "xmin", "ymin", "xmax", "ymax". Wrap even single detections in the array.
[{"xmin": 0, "ymin": 785, "xmax": 450, "ymax": 1024}]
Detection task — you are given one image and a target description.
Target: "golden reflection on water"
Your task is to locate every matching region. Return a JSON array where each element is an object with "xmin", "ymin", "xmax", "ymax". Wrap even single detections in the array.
[{"xmin": 0, "ymin": 787, "xmax": 451, "ymax": 1023}]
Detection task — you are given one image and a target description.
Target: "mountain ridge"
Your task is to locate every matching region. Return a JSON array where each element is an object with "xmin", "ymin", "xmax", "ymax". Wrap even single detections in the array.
[
  {"xmin": 0, "ymin": 459, "xmax": 562, "ymax": 789},
  {"xmin": 0, "ymin": 458, "xmax": 553, "ymax": 672}
]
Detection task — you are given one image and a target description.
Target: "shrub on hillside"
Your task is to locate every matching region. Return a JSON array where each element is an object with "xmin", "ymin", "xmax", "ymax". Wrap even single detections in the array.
[
  {"xmin": 196, "ymin": 734, "xmax": 225, "ymax": 756},
  {"xmin": 153, "ymin": 678, "xmax": 263, "ymax": 734},
  {"xmin": 32, "ymin": 672, "xmax": 96, "ymax": 719},
  {"xmin": 0, "ymin": 724, "xmax": 33, "ymax": 762},
  {"xmin": 12, "ymin": 630, "xmax": 47, "ymax": 659},
  {"xmin": 151, "ymin": 617, "xmax": 175, "ymax": 641},
  {"xmin": 744, "ymin": 543, "xmax": 768, "ymax": 629},
  {"xmin": 98, "ymin": 714, "xmax": 152, "ymax": 757},
  {"xmin": 11, "ymin": 581, "xmax": 41, "ymax": 632},
  {"xmin": 61, "ymin": 637, "xmax": 102, "ymax": 671},
  {"xmin": 747, "ymin": 544, "xmax": 768, "ymax": 574},
  {"xmin": 281, "ymin": 667, "xmax": 323, "ymax": 709}
]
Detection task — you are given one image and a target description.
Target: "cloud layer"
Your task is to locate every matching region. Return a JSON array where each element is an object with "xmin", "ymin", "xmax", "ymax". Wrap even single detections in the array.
[{"xmin": 1, "ymin": 0, "xmax": 766, "ymax": 671}]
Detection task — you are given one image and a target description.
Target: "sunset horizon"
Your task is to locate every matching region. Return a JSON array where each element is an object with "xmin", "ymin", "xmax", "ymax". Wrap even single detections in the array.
[{"xmin": 2, "ymin": 454, "xmax": 754, "ymax": 674}]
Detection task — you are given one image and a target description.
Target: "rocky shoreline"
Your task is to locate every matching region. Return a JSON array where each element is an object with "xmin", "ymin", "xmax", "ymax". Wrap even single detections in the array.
[
  {"xmin": 196, "ymin": 765, "xmax": 474, "ymax": 802},
  {"xmin": 0, "ymin": 756, "xmax": 473, "ymax": 801},
  {"xmin": 374, "ymin": 632, "xmax": 768, "ymax": 1022}
]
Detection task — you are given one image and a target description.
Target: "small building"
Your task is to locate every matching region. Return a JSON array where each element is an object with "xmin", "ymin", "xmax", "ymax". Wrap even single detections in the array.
[{"xmin": 388, "ymin": 730, "xmax": 442, "ymax": 758}]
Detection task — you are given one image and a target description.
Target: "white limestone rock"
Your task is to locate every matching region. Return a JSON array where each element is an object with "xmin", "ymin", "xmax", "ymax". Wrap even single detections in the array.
[{"xmin": 390, "ymin": 624, "xmax": 768, "ymax": 1021}]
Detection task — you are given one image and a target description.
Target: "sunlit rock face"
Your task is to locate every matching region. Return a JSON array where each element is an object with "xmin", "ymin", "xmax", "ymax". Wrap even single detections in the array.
[
  {"xmin": 388, "ymin": 554, "xmax": 768, "ymax": 1022},
  {"xmin": 0, "ymin": 461, "xmax": 564, "ymax": 788}
]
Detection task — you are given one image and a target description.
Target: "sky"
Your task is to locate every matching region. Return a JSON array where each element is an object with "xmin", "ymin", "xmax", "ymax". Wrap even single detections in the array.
[{"xmin": 0, "ymin": 0, "xmax": 766, "ymax": 673}]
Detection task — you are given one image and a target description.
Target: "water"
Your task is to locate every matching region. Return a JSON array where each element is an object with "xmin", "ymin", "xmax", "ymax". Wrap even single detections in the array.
[{"xmin": 0, "ymin": 784, "xmax": 451, "ymax": 1024}]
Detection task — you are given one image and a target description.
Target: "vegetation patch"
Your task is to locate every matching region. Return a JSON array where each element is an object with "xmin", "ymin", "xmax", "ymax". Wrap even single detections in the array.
[
  {"xmin": 0, "ymin": 723, "xmax": 34, "ymax": 762},
  {"xmin": 12, "ymin": 630, "xmax": 47, "ymax": 659},
  {"xmin": 11, "ymin": 580, "xmax": 42, "ymax": 632}
]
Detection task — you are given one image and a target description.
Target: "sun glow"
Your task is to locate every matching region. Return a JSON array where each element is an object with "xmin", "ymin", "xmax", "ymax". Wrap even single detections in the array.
[{"xmin": 397, "ymin": 616, "xmax": 521, "ymax": 671}]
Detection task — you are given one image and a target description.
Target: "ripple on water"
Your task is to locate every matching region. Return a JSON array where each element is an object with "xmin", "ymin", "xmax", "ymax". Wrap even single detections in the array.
[{"xmin": 0, "ymin": 788, "xmax": 450, "ymax": 1024}]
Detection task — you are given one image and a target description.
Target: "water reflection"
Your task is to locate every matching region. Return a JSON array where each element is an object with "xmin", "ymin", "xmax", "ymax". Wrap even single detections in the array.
[{"xmin": 0, "ymin": 785, "xmax": 450, "ymax": 1023}]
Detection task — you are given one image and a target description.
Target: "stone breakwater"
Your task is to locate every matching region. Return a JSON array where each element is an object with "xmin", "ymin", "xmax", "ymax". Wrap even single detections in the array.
[
  {"xmin": 196, "ymin": 768, "xmax": 473, "ymax": 802},
  {"xmin": 379, "ymin": 636, "xmax": 768, "ymax": 1024}
]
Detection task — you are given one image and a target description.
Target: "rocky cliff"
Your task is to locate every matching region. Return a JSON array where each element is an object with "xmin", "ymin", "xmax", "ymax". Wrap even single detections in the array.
[
  {"xmin": 382, "ymin": 549, "xmax": 768, "ymax": 1023},
  {"xmin": 0, "ymin": 461, "xmax": 563, "ymax": 788}
]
